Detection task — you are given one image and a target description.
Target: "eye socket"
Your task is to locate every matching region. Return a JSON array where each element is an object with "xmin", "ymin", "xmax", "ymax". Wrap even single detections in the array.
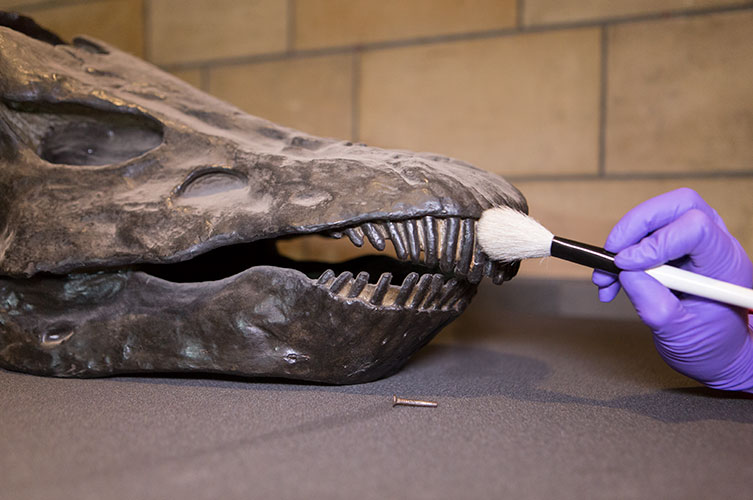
[
  {"xmin": 4, "ymin": 101, "xmax": 163, "ymax": 166},
  {"xmin": 41, "ymin": 118, "xmax": 162, "ymax": 166}
]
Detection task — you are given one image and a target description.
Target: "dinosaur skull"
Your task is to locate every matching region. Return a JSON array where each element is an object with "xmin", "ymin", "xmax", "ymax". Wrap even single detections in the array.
[{"xmin": 0, "ymin": 14, "xmax": 526, "ymax": 383}]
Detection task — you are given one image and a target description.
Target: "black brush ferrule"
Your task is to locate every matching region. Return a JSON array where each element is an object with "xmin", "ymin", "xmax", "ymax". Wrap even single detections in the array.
[{"xmin": 550, "ymin": 237, "xmax": 620, "ymax": 274}]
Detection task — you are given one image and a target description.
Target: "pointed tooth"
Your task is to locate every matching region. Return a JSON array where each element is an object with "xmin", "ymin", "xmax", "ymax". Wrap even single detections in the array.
[
  {"xmin": 468, "ymin": 246, "xmax": 486, "ymax": 284},
  {"xmin": 455, "ymin": 219, "xmax": 475, "ymax": 277},
  {"xmin": 440, "ymin": 217, "xmax": 460, "ymax": 273},
  {"xmin": 386, "ymin": 222, "xmax": 408, "ymax": 260},
  {"xmin": 421, "ymin": 274, "xmax": 445, "ymax": 310},
  {"xmin": 362, "ymin": 222, "xmax": 386, "ymax": 251},
  {"xmin": 329, "ymin": 271, "xmax": 353, "ymax": 294},
  {"xmin": 484, "ymin": 259, "xmax": 494, "ymax": 277},
  {"xmin": 317, "ymin": 269, "xmax": 336, "ymax": 285},
  {"xmin": 423, "ymin": 216, "xmax": 438, "ymax": 268},
  {"xmin": 508, "ymin": 260, "xmax": 520, "ymax": 277},
  {"xmin": 455, "ymin": 298, "xmax": 470, "ymax": 311},
  {"xmin": 492, "ymin": 262, "xmax": 509, "ymax": 285},
  {"xmin": 435, "ymin": 217, "xmax": 446, "ymax": 258},
  {"xmin": 327, "ymin": 230, "xmax": 344, "ymax": 239},
  {"xmin": 348, "ymin": 271, "xmax": 369, "ymax": 298},
  {"xmin": 437, "ymin": 278, "xmax": 460, "ymax": 309},
  {"xmin": 344, "ymin": 227, "xmax": 364, "ymax": 247},
  {"xmin": 370, "ymin": 272, "xmax": 392, "ymax": 305},
  {"xmin": 410, "ymin": 274, "xmax": 433, "ymax": 308},
  {"xmin": 448, "ymin": 283, "xmax": 473, "ymax": 309},
  {"xmin": 395, "ymin": 272, "xmax": 419, "ymax": 307},
  {"xmin": 405, "ymin": 219, "xmax": 421, "ymax": 264},
  {"xmin": 492, "ymin": 271, "xmax": 506, "ymax": 285}
]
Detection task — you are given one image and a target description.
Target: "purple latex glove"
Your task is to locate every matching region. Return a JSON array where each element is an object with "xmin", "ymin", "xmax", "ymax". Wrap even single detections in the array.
[{"xmin": 593, "ymin": 188, "xmax": 753, "ymax": 392}]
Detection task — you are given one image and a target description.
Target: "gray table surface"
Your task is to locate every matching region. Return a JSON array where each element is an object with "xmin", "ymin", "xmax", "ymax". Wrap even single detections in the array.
[{"xmin": 2, "ymin": 281, "xmax": 752, "ymax": 500}]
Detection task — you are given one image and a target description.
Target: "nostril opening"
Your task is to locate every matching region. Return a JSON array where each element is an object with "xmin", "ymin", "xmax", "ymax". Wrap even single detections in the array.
[{"xmin": 175, "ymin": 168, "xmax": 248, "ymax": 198}]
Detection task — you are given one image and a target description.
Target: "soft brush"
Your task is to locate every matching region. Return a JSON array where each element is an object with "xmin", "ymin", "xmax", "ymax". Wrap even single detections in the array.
[{"xmin": 477, "ymin": 207, "xmax": 753, "ymax": 310}]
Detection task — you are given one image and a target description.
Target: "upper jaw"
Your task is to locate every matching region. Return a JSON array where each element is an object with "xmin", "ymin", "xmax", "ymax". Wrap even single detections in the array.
[{"xmin": 0, "ymin": 144, "xmax": 526, "ymax": 277}]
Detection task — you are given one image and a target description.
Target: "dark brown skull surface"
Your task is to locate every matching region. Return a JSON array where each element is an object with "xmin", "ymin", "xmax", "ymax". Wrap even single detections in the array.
[{"xmin": 0, "ymin": 14, "xmax": 526, "ymax": 383}]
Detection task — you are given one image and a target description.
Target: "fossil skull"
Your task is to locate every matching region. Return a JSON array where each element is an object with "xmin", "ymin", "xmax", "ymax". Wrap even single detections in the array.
[{"xmin": 0, "ymin": 13, "xmax": 526, "ymax": 383}]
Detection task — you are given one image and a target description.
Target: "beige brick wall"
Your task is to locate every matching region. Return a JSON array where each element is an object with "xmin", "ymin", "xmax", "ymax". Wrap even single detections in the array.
[{"xmin": 3, "ymin": 0, "xmax": 753, "ymax": 281}]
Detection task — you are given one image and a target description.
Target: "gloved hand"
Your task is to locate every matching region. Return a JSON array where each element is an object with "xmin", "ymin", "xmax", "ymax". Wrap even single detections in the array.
[{"xmin": 593, "ymin": 188, "xmax": 753, "ymax": 392}]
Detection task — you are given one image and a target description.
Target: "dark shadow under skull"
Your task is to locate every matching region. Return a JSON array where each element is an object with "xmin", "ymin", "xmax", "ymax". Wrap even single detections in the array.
[{"xmin": 0, "ymin": 14, "xmax": 526, "ymax": 384}]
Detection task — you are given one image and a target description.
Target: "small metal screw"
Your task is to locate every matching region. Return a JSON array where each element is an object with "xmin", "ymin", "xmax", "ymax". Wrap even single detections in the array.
[{"xmin": 392, "ymin": 394, "xmax": 438, "ymax": 408}]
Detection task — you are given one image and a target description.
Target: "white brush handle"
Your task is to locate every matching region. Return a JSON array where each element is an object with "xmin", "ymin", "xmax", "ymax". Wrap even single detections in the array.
[{"xmin": 646, "ymin": 265, "xmax": 753, "ymax": 310}]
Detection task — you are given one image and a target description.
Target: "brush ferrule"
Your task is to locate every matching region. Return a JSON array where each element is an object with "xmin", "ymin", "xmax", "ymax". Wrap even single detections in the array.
[{"xmin": 550, "ymin": 237, "xmax": 620, "ymax": 274}]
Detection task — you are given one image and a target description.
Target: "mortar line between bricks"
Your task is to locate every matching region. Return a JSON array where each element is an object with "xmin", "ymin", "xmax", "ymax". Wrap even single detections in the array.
[
  {"xmin": 597, "ymin": 26, "xmax": 608, "ymax": 177},
  {"xmin": 350, "ymin": 50, "xmax": 361, "ymax": 143},
  {"xmin": 516, "ymin": 0, "xmax": 525, "ymax": 29},
  {"xmin": 286, "ymin": 0, "xmax": 296, "ymax": 53}
]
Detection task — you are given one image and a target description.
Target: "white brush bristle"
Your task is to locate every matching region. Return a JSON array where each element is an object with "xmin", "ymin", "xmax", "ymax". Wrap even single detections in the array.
[{"xmin": 477, "ymin": 207, "xmax": 554, "ymax": 262}]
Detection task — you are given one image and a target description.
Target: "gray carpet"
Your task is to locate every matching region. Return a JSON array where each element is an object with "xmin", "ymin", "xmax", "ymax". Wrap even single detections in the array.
[{"xmin": 2, "ymin": 282, "xmax": 752, "ymax": 500}]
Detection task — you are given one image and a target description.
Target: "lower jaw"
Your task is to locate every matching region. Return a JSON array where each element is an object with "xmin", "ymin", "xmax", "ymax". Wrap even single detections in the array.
[{"xmin": 0, "ymin": 263, "xmax": 475, "ymax": 384}]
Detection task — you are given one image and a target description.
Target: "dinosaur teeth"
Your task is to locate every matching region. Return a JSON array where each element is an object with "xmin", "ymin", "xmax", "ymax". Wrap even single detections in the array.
[
  {"xmin": 386, "ymin": 221, "xmax": 408, "ymax": 261},
  {"xmin": 467, "ymin": 244, "xmax": 486, "ymax": 284},
  {"xmin": 317, "ymin": 268, "xmax": 336, "ymax": 285},
  {"xmin": 409, "ymin": 273, "xmax": 434, "ymax": 308},
  {"xmin": 455, "ymin": 218, "xmax": 475, "ymax": 277},
  {"xmin": 394, "ymin": 271, "xmax": 419, "ymax": 307},
  {"xmin": 422, "ymin": 216, "xmax": 438, "ymax": 268},
  {"xmin": 370, "ymin": 272, "xmax": 392, "ymax": 305},
  {"xmin": 344, "ymin": 227, "xmax": 364, "ymax": 247},
  {"xmin": 336, "ymin": 216, "xmax": 491, "ymax": 280},
  {"xmin": 405, "ymin": 219, "xmax": 421, "ymax": 264},
  {"xmin": 437, "ymin": 278, "xmax": 460, "ymax": 309},
  {"xmin": 421, "ymin": 274, "xmax": 445, "ymax": 309},
  {"xmin": 329, "ymin": 271, "xmax": 353, "ymax": 294},
  {"xmin": 362, "ymin": 222, "xmax": 386, "ymax": 251},
  {"xmin": 314, "ymin": 214, "xmax": 509, "ymax": 308},
  {"xmin": 491, "ymin": 262, "xmax": 510, "ymax": 285},
  {"xmin": 315, "ymin": 268, "xmax": 469, "ymax": 311},
  {"xmin": 440, "ymin": 216, "xmax": 460, "ymax": 274},
  {"xmin": 348, "ymin": 271, "xmax": 370, "ymax": 298}
]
